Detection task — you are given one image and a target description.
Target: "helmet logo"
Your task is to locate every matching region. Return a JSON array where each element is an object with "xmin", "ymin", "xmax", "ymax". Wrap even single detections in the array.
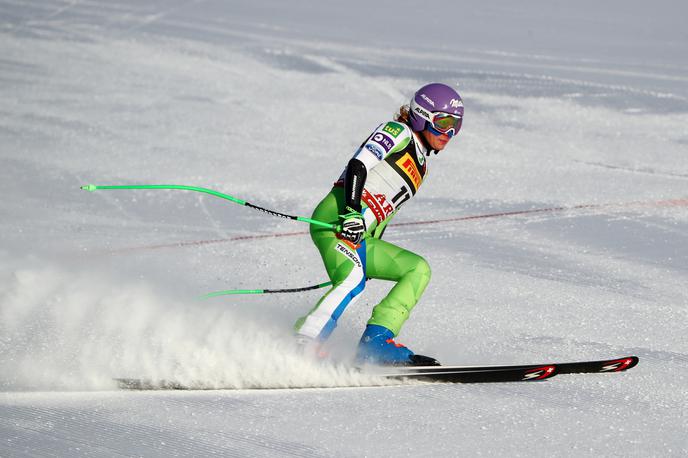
[
  {"xmin": 450, "ymin": 98, "xmax": 463, "ymax": 108},
  {"xmin": 420, "ymin": 94, "xmax": 435, "ymax": 107},
  {"xmin": 414, "ymin": 105, "xmax": 431, "ymax": 120}
]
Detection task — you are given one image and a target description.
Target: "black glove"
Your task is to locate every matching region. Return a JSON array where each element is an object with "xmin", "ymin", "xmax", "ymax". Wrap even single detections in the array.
[{"xmin": 339, "ymin": 206, "xmax": 366, "ymax": 244}]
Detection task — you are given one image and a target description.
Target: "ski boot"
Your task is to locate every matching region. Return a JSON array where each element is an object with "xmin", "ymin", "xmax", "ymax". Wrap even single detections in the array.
[{"xmin": 355, "ymin": 324, "xmax": 440, "ymax": 366}]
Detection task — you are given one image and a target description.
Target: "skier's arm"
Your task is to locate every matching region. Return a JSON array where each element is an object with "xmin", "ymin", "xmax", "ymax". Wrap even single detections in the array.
[
  {"xmin": 337, "ymin": 122, "xmax": 397, "ymax": 243},
  {"xmin": 339, "ymin": 158, "xmax": 367, "ymax": 244},
  {"xmin": 344, "ymin": 157, "xmax": 367, "ymax": 212}
]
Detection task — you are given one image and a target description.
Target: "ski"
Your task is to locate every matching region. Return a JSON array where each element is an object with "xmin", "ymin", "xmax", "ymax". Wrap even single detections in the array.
[
  {"xmin": 375, "ymin": 364, "xmax": 558, "ymax": 383},
  {"xmin": 113, "ymin": 357, "xmax": 638, "ymax": 390},
  {"xmin": 114, "ymin": 378, "xmax": 201, "ymax": 390},
  {"xmin": 114, "ymin": 365, "xmax": 557, "ymax": 390},
  {"xmin": 552, "ymin": 356, "xmax": 639, "ymax": 374},
  {"xmin": 114, "ymin": 364, "xmax": 557, "ymax": 391},
  {"xmin": 387, "ymin": 356, "xmax": 639, "ymax": 377}
]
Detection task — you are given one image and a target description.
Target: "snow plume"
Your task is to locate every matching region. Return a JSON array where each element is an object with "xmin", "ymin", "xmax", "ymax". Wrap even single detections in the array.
[{"xmin": 0, "ymin": 254, "xmax": 379, "ymax": 391}]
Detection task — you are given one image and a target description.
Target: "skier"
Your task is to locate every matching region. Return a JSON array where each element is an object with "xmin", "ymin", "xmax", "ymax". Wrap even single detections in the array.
[{"xmin": 294, "ymin": 83, "xmax": 464, "ymax": 366}]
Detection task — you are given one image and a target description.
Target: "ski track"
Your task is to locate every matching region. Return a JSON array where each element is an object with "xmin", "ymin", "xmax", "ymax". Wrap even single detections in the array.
[
  {"xmin": 518, "ymin": 335, "xmax": 688, "ymax": 365},
  {"xmin": 4, "ymin": 379, "xmax": 679, "ymax": 457},
  {"xmin": 573, "ymin": 160, "xmax": 688, "ymax": 179},
  {"xmin": 0, "ymin": 400, "xmax": 324, "ymax": 457},
  {"xmin": 196, "ymin": 194, "xmax": 231, "ymax": 240}
]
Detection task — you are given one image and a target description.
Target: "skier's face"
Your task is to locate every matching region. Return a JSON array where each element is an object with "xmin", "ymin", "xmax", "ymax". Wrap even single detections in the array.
[{"xmin": 422, "ymin": 129, "xmax": 451, "ymax": 151}]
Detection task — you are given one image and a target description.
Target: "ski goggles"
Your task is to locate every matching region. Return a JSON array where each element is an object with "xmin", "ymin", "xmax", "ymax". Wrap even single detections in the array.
[
  {"xmin": 428, "ymin": 112, "xmax": 462, "ymax": 137},
  {"xmin": 413, "ymin": 102, "xmax": 463, "ymax": 137}
]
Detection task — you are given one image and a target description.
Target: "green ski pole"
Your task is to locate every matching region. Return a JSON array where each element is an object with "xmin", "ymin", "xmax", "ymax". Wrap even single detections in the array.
[
  {"xmin": 200, "ymin": 281, "xmax": 333, "ymax": 299},
  {"xmin": 81, "ymin": 184, "xmax": 340, "ymax": 231}
]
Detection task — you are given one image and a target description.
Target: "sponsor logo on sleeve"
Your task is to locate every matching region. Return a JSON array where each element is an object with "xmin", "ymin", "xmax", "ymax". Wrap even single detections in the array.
[
  {"xmin": 372, "ymin": 132, "xmax": 394, "ymax": 153},
  {"xmin": 365, "ymin": 143, "xmax": 384, "ymax": 160},
  {"xmin": 382, "ymin": 122, "xmax": 404, "ymax": 138},
  {"xmin": 395, "ymin": 153, "xmax": 422, "ymax": 191}
]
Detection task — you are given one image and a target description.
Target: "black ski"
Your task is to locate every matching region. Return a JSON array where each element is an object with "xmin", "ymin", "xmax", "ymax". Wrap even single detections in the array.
[
  {"xmin": 376, "ymin": 364, "xmax": 558, "ymax": 383},
  {"xmin": 114, "ymin": 365, "xmax": 557, "ymax": 390},
  {"xmin": 113, "ymin": 357, "xmax": 638, "ymax": 390},
  {"xmin": 554, "ymin": 356, "xmax": 639, "ymax": 374},
  {"xmin": 115, "ymin": 378, "xmax": 199, "ymax": 390},
  {"xmin": 387, "ymin": 356, "xmax": 639, "ymax": 377}
]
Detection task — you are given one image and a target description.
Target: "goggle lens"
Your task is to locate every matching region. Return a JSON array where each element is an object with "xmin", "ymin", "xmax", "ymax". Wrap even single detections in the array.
[{"xmin": 432, "ymin": 113, "xmax": 462, "ymax": 133}]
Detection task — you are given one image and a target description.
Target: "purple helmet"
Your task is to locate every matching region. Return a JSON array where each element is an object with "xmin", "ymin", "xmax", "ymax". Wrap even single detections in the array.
[{"xmin": 409, "ymin": 83, "xmax": 464, "ymax": 134}]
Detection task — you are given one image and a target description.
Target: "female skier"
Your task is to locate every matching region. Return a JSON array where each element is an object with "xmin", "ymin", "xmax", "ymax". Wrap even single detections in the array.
[{"xmin": 294, "ymin": 83, "xmax": 464, "ymax": 366}]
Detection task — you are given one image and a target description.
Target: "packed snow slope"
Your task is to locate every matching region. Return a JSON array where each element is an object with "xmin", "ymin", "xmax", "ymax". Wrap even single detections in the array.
[{"xmin": 1, "ymin": 0, "xmax": 687, "ymax": 456}]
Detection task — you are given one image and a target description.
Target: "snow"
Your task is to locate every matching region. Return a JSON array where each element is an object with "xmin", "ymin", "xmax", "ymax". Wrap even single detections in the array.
[{"xmin": 1, "ymin": 0, "xmax": 687, "ymax": 456}]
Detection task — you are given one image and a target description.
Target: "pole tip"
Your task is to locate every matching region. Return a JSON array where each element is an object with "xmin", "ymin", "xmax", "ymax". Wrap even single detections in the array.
[{"xmin": 81, "ymin": 184, "xmax": 97, "ymax": 192}]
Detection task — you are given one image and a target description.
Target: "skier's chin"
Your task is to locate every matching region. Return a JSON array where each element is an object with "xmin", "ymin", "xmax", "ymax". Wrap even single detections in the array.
[
  {"xmin": 433, "ymin": 138, "xmax": 450, "ymax": 150},
  {"xmin": 423, "ymin": 130, "xmax": 451, "ymax": 151}
]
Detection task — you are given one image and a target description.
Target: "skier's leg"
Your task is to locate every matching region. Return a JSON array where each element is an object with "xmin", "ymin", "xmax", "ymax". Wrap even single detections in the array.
[
  {"xmin": 294, "ymin": 234, "xmax": 366, "ymax": 340},
  {"xmin": 354, "ymin": 237, "xmax": 436, "ymax": 365},
  {"xmin": 294, "ymin": 192, "xmax": 367, "ymax": 341},
  {"xmin": 365, "ymin": 237, "xmax": 431, "ymax": 336}
]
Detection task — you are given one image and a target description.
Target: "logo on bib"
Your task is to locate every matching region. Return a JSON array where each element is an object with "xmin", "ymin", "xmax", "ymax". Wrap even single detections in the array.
[{"xmin": 395, "ymin": 153, "xmax": 422, "ymax": 191}]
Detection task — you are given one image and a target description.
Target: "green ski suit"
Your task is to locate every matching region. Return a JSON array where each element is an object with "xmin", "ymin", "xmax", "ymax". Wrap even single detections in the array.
[{"xmin": 295, "ymin": 121, "xmax": 432, "ymax": 341}]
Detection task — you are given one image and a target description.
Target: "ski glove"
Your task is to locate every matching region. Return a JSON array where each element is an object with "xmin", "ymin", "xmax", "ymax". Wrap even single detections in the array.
[{"xmin": 339, "ymin": 206, "xmax": 366, "ymax": 245}]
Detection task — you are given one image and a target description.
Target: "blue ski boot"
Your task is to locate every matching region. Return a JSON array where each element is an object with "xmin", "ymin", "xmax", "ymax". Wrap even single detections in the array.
[{"xmin": 355, "ymin": 325, "xmax": 440, "ymax": 366}]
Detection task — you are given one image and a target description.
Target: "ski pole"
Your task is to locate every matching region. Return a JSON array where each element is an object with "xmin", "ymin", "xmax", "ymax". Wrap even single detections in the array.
[
  {"xmin": 201, "ymin": 277, "xmax": 372, "ymax": 299},
  {"xmin": 80, "ymin": 184, "xmax": 340, "ymax": 231},
  {"xmin": 200, "ymin": 281, "xmax": 333, "ymax": 299}
]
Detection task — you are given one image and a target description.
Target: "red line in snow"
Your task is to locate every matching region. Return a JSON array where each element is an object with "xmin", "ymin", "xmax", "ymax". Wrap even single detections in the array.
[
  {"xmin": 392, "ymin": 204, "xmax": 600, "ymax": 227},
  {"xmin": 106, "ymin": 230, "xmax": 309, "ymax": 254},
  {"xmin": 103, "ymin": 198, "xmax": 688, "ymax": 254},
  {"xmin": 394, "ymin": 198, "xmax": 688, "ymax": 227}
]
